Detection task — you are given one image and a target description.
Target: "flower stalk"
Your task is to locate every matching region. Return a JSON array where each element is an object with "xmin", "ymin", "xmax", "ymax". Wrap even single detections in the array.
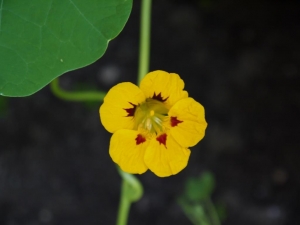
[
  {"xmin": 116, "ymin": 168, "xmax": 143, "ymax": 225},
  {"xmin": 138, "ymin": 0, "xmax": 152, "ymax": 85}
]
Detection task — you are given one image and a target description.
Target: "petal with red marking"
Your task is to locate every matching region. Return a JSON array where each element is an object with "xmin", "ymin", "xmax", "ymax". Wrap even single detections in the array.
[
  {"xmin": 144, "ymin": 133, "xmax": 190, "ymax": 177},
  {"xmin": 100, "ymin": 82, "xmax": 145, "ymax": 133},
  {"xmin": 140, "ymin": 70, "xmax": 188, "ymax": 108},
  {"xmin": 109, "ymin": 129, "xmax": 148, "ymax": 174},
  {"xmin": 168, "ymin": 97, "xmax": 207, "ymax": 147}
]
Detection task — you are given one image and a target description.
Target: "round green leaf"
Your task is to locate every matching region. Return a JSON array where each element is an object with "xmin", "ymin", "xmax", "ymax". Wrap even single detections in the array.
[{"xmin": 0, "ymin": 0, "xmax": 132, "ymax": 97}]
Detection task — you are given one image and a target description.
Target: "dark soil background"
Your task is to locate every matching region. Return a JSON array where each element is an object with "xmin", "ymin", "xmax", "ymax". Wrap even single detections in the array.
[{"xmin": 0, "ymin": 0, "xmax": 300, "ymax": 224}]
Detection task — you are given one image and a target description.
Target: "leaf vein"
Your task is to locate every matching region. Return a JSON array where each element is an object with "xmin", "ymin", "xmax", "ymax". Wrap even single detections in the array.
[
  {"xmin": 4, "ymin": 8, "xmax": 41, "ymax": 28},
  {"xmin": 68, "ymin": 0, "xmax": 102, "ymax": 36},
  {"xmin": 42, "ymin": 0, "xmax": 53, "ymax": 27}
]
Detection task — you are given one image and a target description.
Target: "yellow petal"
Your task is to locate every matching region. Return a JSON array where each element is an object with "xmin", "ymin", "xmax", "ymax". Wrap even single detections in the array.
[
  {"xmin": 140, "ymin": 70, "xmax": 188, "ymax": 108},
  {"xmin": 144, "ymin": 133, "xmax": 191, "ymax": 177},
  {"xmin": 168, "ymin": 97, "xmax": 207, "ymax": 147},
  {"xmin": 100, "ymin": 82, "xmax": 145, "ymax": 133},
  {"xmin": 109, "ymin": 129, "xmax": 148, "ymax": 174}
]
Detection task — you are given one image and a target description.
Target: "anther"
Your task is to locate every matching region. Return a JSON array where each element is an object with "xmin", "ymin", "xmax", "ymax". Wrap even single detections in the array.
[{"xmin": 145, "ymin": 118, "xmax": 152, "ymax": 130}]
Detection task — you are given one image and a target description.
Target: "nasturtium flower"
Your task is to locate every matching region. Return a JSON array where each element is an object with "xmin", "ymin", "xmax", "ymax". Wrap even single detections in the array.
[{"xmin": 99, "ymin": 70, "xmax": 207, "ymax": 177}]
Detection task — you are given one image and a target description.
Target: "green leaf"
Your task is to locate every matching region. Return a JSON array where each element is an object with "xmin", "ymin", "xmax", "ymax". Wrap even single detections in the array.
[
  {"xmin": 185, "ymin": 172, "xmax": 215, "ymax": 201},
  {"xmin": 178, "ymin": 197, "xmax": 211, "ymax": 225},
  {"xmin": 0, "ymin": 0, "xmax": 132, "ymax": 97},
  {"xmin": 215, "ymin": 202, "xmax": 227, "ymax": 222}
]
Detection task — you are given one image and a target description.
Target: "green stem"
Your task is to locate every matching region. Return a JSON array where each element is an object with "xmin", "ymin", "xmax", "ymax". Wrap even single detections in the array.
[
  {"xmin": 116, "ymin": 168, "xmax": 143, "ymax": 225},
  {"xmin": 117, "ymin": 180, "xmax": 131, "ymax": 225},
  {"xmin": 137, "ymin": 0, "xmax": 152, "ymax": 85},
  {"xmin": 50, "ymin": 78, "xmax": 106, "ymax": 102},
  {"xmin": 116, "ymin": 0, "xmax": 152, "ymax": 224},
  {"xmin": 206, "ymin": 198, "xmax": 221, "ymax": 225}
]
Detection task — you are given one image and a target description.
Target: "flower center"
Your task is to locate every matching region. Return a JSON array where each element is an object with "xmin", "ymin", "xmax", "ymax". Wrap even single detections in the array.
[{"xmin": 134, "ymin": 98, "xmax": 169, "ymax": 134}]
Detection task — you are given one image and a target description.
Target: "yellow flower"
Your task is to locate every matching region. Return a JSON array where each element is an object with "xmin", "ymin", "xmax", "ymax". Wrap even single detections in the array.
[{"xmin": 99, "ymin": 70, "xmax": 207, "ymax": 177}]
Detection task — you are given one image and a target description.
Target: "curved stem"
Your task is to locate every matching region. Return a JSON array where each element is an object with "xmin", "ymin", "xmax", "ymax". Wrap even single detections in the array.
[
  {"xmin": 50, "ymin": 78, "xmax": 106, "ymax": 102},
  {"xmin": 137, "ymin": 0, "xmax": 152, "ymax": 85}
]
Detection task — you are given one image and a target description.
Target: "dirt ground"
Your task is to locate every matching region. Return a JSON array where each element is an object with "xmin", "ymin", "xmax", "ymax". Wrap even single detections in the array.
[{"xmin": 0, "ymin": 0, "xmax": 299, "ymax": 224}]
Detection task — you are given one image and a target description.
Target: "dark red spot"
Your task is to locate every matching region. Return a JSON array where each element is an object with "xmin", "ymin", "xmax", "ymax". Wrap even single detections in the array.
[
  {"xmin": 170, "ymin": 116, "xmax": 183, "ymax": 127},
  {"xmin": 156, "ymin": 133, "xmax": 167, "ymax": 147},
  {"xmin": 124, "ymin": 102, "xmax": 136, "ymax": 117},
  {"xmin": 152, "ymin": 92, "xmax": 168, "ymax": 102},
  {"xmin": 135, "ymin": 134, "xmax": 146, "ymax": 145}
]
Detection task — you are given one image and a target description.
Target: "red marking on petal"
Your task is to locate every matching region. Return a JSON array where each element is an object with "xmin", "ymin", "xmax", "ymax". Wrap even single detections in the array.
[
  {"xmin": 135, "ymin": 134, "xmax": 146, "ymax": 145},
  {"xmin": 152, "ymin": 92, "xmax": 168, "ymax": 102},
  {"xmin": 124, "ymin": 102, "xmax": 136, "ymax": 117},
  {"xmin": 170, "ymin": 116, "xmax": 183, "ymax": 127},
  {"xmin": 156, "ymin": 133, "xmax": 167, "ymax": 147}
]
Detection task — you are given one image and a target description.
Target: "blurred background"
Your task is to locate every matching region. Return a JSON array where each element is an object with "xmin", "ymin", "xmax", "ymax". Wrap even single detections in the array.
[{"xmin": 0, "ymin": 0, "xmax": 299, "ymax": 224}]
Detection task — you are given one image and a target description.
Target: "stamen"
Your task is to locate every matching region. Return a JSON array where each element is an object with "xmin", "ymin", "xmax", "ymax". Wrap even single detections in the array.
[
  {"xmin": 145, "ymin": 118, "xmax": 152, "ymax": 131},
  {"xmin": 153, "ymin": 117, "xmax": 162, "ymax": 125},
  {"xmin": 133, "ymin": 98, "xmax": 169, "ymax": 134}
]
